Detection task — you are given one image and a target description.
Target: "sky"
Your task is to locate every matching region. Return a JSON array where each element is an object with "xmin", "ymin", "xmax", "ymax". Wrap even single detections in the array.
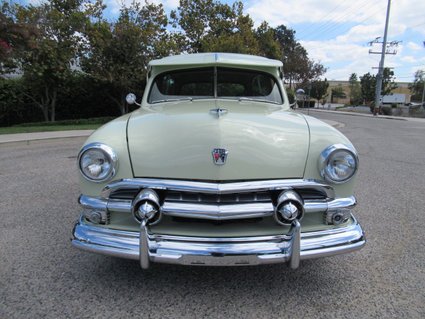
[{"xmin": 23, "ymin": 0, "xmax": 425, "ymax": 82}]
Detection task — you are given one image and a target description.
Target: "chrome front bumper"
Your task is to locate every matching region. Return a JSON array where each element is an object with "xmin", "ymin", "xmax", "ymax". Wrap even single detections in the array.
[{"xmin": 72, "ymin": 217, "xmax": 365, "ymax": 269}]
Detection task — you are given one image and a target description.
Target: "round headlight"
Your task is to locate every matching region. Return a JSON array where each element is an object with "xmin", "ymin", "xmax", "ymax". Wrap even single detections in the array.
[
  {"xmin": 78, "ymin": 143, "xmax": 118, "ymax": 182},
  {"xmin": 319, "ymin": 144, "xmax": 358, "ymax": 184}
]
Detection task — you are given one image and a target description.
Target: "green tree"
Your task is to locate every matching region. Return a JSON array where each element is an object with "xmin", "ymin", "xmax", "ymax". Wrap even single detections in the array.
[
  {"xmin": 171, "ymin": 0, "xmax": 260, "ymax": 55},
  {"xmin": 348, "ymin": 73, "xmax": 362, "ymax": 105},
  {"xmin": 8, "ymin": 0, "xmax": 92, "ymax": 122},
  {"xmin": 170, "ymin": 0, "xmax": 214, "ymax": 53},
  {"xmin": 331, "ymin": 85, "xmax": 346, "ymax": 103},
  {"xmin": 273, "ymin": 25, "xmax": 326, "ymax": 88},
  {"xmin": 309, "ymin": 78, "xmax": 329, "ymax": 106},
  {"xmin": 255, "ymin": 21, "xmax": 280, "ymax": 59},
  {"xmin": 381, "ymin": 68, "xmax": 398, "ymax": 96},
  {"xmin": 360, "ymin": 72, "xmax": 376, "ymax": 104},
  {"xmin": 82, "ymin": 1, "xmax": 172, "ymax": 114},
  {"xmin": 0, "ymin": 2, "xmax": 38, "ymax": 74},
  {"xmin": 409, "ymin": 70, "xmax": 424, "ymax": 102},
  {"xmin": 361, "ymin": 69, "xmax": 397, "ymax": 106}
]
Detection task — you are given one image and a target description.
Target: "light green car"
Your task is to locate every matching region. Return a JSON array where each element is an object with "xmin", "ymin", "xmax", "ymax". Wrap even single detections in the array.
[{"xmin": 72, "ymin": 53, "xmax": 365, "ymax": 269}]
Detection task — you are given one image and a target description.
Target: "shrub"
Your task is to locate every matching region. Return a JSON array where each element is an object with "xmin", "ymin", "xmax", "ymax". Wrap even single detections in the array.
[
  {"xmin": 381, "ymin": 106, "xmax": 392, "ymax": 115},
  {"xmin": 13, "ymin": 117, "xmax": 116, "ymax": 127},
  {"xmin": 0, "ymin": 74, "xmax": 122, "ymax": 126}
]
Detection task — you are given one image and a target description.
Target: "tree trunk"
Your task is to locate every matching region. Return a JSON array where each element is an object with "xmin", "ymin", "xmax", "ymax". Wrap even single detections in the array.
[
  {"xmin": 107, "ymin": 92, "xmax": 126, "ymax": 115},
  {"xmin": 50, "ymin": 89, "xmax": 57, "ymax": 122},
  {"xmin": 41, "ymin": 107, "xmax": 49, "ymax": 122}
]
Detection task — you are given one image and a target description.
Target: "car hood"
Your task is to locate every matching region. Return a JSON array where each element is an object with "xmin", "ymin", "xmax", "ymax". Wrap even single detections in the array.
[{"xmin": 127, "ymin": 100, "xmax": 309, "ymax": 180}]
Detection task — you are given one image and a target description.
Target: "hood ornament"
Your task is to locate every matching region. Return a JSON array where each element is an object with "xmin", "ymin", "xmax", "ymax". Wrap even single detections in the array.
[
  {"xmin": 212, "ymin": 148, "xmax": 228, "ymax": 165},
  {"xmin": 209, "ymin": 108, "xmax": 228, "ymax": 118}
]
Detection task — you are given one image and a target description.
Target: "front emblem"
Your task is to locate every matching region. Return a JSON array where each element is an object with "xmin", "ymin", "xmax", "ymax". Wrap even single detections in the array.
[{"xmin": 212, "ymin": 148, "xmax": 228, "ymax": 165}]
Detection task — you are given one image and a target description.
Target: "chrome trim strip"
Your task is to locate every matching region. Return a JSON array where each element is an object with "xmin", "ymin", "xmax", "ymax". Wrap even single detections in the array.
[
  {"xmin": 303, "ymin": 201, "xmax": 328, "ymax": 213},
  {"xmin": 72, "ymin": 216, "xmax": 365, "ymax": 267},
  {"xmin": 107, "ymin": 199, "xmax": 132, "ymax": 213},
  {"xmin": 161, "ymin": 201, "xmax": 274, "ymax": 220},
  {"xmin": 101, "ymin": 178, "xmax": 335, "ymax": 199},
  {"xmin": 79, "ymin": 195, "xmax": 107, "ymax": 211},
  {"xmin": 78, "ymin": 195, "xmax": 354, "ymax": 220},
  {"xmin": 327, "ymin": 196, "xmax": 357, "ymax": 210}
]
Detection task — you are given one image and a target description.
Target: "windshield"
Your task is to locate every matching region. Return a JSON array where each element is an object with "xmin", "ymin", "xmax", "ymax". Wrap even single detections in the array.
[{"xmin": 148, "ymin": 67, "xmax": 283, "ymax": 104}]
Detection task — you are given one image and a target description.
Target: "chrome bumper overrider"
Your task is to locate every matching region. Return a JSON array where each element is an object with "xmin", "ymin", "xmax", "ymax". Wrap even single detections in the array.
[{"xmin": 72, "ymin": 217, "xmax": 365, "ymax": 269}]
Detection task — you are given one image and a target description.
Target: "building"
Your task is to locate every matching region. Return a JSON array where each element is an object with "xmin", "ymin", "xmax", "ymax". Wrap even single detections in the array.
[{"xmin": 327, "ymin": 80, "xmax": 411, "ymax": 105}]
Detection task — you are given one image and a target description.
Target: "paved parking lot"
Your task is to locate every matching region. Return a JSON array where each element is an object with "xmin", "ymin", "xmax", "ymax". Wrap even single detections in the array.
[{"xmin": 1, "ymin": 111, "xmax": 424, "ymax": 318}]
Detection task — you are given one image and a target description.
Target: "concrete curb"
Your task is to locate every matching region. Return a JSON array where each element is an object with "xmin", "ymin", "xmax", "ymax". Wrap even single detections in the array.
[
  {"xmin": 300, "ymin": 108, "xmax": 425, "ymax": 123},
  {"xmin": 0, "ymin": 130, "xmax": 94, "ymax": 145}
]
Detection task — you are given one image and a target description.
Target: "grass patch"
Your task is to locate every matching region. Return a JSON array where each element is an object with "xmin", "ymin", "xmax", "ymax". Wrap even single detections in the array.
[
  {"xmin": 0, "ymin": 124, "xmax": 102, "ymax": 134},
  {"xmin": 0, "ymin": 116, "xmax": 115, "ymax": 134},
  {"xmin": 13, "ymin": 116, "xmax": 115, "ymax": 127}
]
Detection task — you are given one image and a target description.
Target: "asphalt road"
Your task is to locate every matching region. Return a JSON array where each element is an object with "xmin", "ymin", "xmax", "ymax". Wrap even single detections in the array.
[{"xmin": 1, "ymin": 112, "xmax": 424, "ymax": 318}]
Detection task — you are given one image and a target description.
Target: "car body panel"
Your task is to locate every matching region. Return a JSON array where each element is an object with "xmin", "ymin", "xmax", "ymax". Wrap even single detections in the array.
[
  {"xmin": 127, "ymin": 100, "xmax": 309, "ymax": 180},
  {"xmin": 302, "ymin": 115, "xmax": 357, "ymax": 198},
  {"xmin": 78, "ymin": 113, "xmax": 132, "ymax": 197}
]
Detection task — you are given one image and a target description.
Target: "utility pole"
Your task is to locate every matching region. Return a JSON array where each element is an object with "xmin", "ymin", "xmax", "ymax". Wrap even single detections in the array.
[
  {"xmin": 421, "ymin": 70, "xmax": 425, "ymax": 108},
  {"xmin": 422, "ymin": 42, "xmax": 425, "ymax": 108},
  {"xmin": 368, "ymin": 0, "xmax": 393, "ymax": 115}
]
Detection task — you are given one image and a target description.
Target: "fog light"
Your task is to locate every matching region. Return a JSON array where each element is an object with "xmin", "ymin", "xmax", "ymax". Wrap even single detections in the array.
[
  {"xmin": 83, "ymin": 209, "xmax": 109, "ymax": 224},
  {"xmin": 132, "ymin": 189, "xmax": 162, "ymax": 225},
  {"xmin": 274, "ymin": 190, "xmax": 304, "ymax": 225},
  {"xmin": 325, "ymin": 209, "xmax": 351, "ymax": 225}
]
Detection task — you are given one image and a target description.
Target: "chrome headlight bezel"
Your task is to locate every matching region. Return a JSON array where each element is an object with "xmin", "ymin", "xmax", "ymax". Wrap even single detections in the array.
[
  {"xmin": 318, "ymin": 144, "xmax": 358, "ymax": 184},
  {"xmin": 78, "ymin": 143, "xmax": 118, "ymax": 183}
]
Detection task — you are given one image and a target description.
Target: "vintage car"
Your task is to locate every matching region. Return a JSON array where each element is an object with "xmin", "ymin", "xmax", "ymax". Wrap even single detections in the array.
[{"xmin": 72, "ymin": 53, "xmax": 365, "ymax": 269}]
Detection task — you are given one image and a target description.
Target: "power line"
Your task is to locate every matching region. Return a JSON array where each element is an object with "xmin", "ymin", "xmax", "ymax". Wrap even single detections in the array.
[
  {"xmin": 297, "ymin": 0, "xmax": 371, "ymax": 39},
  {"xmin": 311, "ymin": 3, "xmax": 387, "ymax": 41},
  {"xmin": 299, "ymin": 0, "xmax": 379, "ymax": 40},
  {"xmin": 392, "ymin": 64, "xmax": 425, "ymax": 69},
  {"xmin": 410, "ymin": 21, "xmax": 425, "ymax": 28},
  {"xmin": 296, "ymin": 0, "xmax": 353, "ymax": 38}
]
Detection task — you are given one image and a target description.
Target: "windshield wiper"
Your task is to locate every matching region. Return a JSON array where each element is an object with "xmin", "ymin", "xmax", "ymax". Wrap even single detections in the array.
[
  {"xmin": 238, "ymin": 97, "xmax": 280, "ymax": 105},
  {"xmin": 151, "ymin": 97, "xmax": 193, "ymax": 104}
]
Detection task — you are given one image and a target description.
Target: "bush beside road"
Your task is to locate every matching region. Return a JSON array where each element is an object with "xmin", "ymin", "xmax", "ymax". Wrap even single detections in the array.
[
  {"xmin": 0, "ymin": 124, "xmax": 101, "ymax": 135},
  {"xmin": 0, "ymin": 117, "xmax": 113, "ymax": 135}
]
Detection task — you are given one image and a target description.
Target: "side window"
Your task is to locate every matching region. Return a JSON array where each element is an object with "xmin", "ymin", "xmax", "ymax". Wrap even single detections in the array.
[{"xmin": 251, "ymin": 75, "xmax": 273, "ymax": 96}]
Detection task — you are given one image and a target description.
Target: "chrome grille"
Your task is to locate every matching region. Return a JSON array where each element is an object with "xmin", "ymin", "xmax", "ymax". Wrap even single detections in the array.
[
  {"xmin": 165, "ymin": 191, "xmax": 272, "ymax": 204},
  {"xmin": 109, "ymin": 188, "xmax": 140, "ymax": 200},
  {"xmin": 108, "ymin": 188, "xmax": 327, "ymax": 203},
  {"xmin": 97, "ymin": 178, "xmax": 335, "ymax": 222}
]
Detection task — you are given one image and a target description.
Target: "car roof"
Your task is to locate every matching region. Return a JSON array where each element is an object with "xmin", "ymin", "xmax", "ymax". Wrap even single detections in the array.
[{"xmin": 149, "ymin": 53, "xmax": 283, "ymax": 68}]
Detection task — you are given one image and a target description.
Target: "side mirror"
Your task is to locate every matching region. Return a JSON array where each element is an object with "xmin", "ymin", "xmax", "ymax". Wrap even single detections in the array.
[
  {"xmin": 126, "ymin": 93, "xmax": 142, "ymax": 107},
  {"xmin": 126, "ymin": 93, "xmax": 137, "ymax": 105}
]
